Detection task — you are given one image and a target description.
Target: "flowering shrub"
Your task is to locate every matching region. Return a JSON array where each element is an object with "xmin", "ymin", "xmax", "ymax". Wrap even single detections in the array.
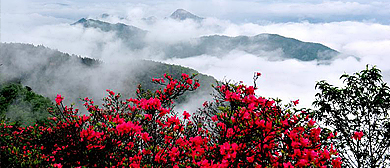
[
  {"xmin": 0, "ymin": 73, "xmax": 340, "ymax": 167},
  {"xmin": 192, "ymin": 73, "xmax": 341, "ymax": 167}
]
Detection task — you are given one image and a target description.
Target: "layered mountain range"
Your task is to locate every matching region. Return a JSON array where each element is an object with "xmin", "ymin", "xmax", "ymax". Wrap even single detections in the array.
[
  {"xmin": 72, "ymin": 9, "xmax": 339, "ymax": 61},
  {"xmin": 0, "ymin": 9, "xmax": 343, "ymax": 120}
]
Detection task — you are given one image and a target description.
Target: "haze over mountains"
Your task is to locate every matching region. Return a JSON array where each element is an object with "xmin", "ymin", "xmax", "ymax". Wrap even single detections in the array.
[
  {"xmin": 2, "ymin": 8, "xmax": 377, "ymax": 112},
  {"xmin": 72, "ymin": 18, "xmax": 147, "ymax": 50},
  {"xmin": 0, "ymin": 43, "xmax": 216, "ymax": 113},
  {"xmin": 72, "ymin": 9, "xmax": 339, "ymax": 62},
  {"xmin": 1, "ymin": 0, "xmax": 389, "ymax": 118}
]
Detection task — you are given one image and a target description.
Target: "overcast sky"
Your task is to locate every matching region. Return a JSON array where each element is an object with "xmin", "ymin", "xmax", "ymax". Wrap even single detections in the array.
[
  {"xmin": 2, "ymin": 0, "xmax": 390, "ymax": 24},
  {"xmin": 1, "ymin": 0, "xmax": 390, "ymax": 108}
]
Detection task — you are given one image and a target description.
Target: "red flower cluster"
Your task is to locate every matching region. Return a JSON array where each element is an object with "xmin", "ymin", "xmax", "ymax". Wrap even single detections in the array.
[
  {"xmin": 352, "ymin": 131, "xmax": 364, "ymax": 140},
  {"xmin": 0, "ymin": 73, "xmax": 341, "ymax": 167},
  {"xmin": 55, "ymin": 94, "xmax": 63, "ymax": 105},
  {"xmin": 191, "ymin": 77, "xmax": 341, "ymax": 167}
]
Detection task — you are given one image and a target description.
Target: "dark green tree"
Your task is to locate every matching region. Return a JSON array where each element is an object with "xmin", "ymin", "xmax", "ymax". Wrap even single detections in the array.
[
  {"xmin": 313, "ymin": 65, "xmax": 390, "ymax": 168},
  {"xmin": 0, "ymin": 83, "xmax": 53, "ymax": 125}
]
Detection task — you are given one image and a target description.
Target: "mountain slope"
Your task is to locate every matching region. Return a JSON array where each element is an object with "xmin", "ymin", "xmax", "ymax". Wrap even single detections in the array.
[
  {"xmin": 0, "ymin": 43, "xmax": 216, "ymax": 110},
  {"xmin": 72, "ymin": 17, "xmax": 338, "ymax": 61},
  {"xmin": 72, "ymin": 18, "xmax": 147, "ymax": 49},
  {"xmin": 165, "ymin": 34, "xmax": 339, "ymax": 61},
  {"xmin": 170, "ymin": 9, "xmax": 204, "ymax": 21}
]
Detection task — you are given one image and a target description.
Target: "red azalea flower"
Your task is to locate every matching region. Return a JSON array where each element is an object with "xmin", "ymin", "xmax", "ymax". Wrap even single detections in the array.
[
  {"xmin": 332, "ymin": 157, "xmax": 342, "ymax": 168},
  {"xmin": 352, "ymin": 131, "xmax": 364, "ymax": 140},
  {"xmin": 55, "ymin": 94, "xmax": 63, "ymax": 105},
  {"xmin": 183, "ymin": 111, "xmax": 190, "ymax": 120}
]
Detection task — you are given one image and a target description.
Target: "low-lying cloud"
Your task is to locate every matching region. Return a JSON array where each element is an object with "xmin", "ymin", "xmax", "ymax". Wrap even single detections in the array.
[
  {"xmin": 164, "ymin": 51, "xmax": 364, "ymax": 108},
  {"xmin": 1, "ymin": 0, "xmax": 390, "ymax": 110}
]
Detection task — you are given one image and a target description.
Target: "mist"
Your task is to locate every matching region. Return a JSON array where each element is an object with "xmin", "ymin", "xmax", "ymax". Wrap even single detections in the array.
[{"xmin": 1, "ymin": 0, "xmax": 390, "ymax": 112}]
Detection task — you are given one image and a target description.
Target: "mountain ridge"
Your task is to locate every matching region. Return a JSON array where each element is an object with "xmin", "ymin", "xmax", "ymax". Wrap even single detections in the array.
[
  {"xmin": 72, "ymin": 18, "xmax": 147, "ymax": 49},
  {"xmin": 0, "ymin": 43, "xmax": 216, "ymax": 110},
  {"xmin": 72, "ymin": 18, "xmax": 339, "ymax": 62},
  {"xmin": 166, "ymin": 33, "xmax": 339, "ymax": 61}
]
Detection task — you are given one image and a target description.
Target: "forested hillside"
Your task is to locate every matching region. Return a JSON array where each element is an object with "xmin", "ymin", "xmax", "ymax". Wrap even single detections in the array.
[
  {"xmin": 0, "ymin": 43, "xmax": 216, "ymax": 111},
  {"xmin": 0, "ymin": 83, "xmax": 53, "ymax": 126}
]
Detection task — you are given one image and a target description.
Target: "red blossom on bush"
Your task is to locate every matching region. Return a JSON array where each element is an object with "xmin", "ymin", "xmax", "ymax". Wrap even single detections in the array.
[
  {"xmin": 183, "ymin": 111, "xmax": 190, "ymax": 120},
  {"xmin": 55, "ymin": 94, "xmax": 63, "ymax": 105},
  {"xmin": 0, "ymin": 72, "xmax": 341, "ymax": 168},
  {"xmin": 352, "ymin": 131, "xmax": 364, "ymax": 140},
  {"xmin": 293, "ymin": 99, "xmax": 299, "ymax": 106}
]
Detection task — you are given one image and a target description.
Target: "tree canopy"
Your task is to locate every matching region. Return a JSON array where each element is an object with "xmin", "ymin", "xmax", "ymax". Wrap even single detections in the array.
[
  {"xmin": 313, "ymin": 65, "xmax": 390, "ymax": 168},
  {"xmin": 0, "ymin": 83, "xmax": 53, "ymax": 126}
]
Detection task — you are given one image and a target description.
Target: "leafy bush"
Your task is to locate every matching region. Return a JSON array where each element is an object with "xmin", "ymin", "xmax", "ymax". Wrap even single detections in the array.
[
  {"xmin": 1, "ymin": 73, "xmax": 340, "ymax": 167},
  {"xmin": 313, "ymin": 65, "xmax": 390, "ymax": 168}
]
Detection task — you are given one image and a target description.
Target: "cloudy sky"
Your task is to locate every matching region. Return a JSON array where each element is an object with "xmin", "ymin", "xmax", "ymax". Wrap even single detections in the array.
[{"xmin": 1, "ymin": 0, "xmax": 390, "ymax": 108}]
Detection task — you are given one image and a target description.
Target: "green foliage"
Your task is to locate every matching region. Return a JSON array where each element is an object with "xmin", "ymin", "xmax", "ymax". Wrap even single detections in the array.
[
  {"xmin": 313, "ymin": 65, "xmax": 390, "ymax": 168},
  {"xmin": 0, "ymin": 83, "xmax": 53, "ymax": 126}
]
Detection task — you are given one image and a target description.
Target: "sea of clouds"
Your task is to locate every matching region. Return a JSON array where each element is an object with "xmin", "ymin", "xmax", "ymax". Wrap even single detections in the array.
[{"xmin": 1, "ymin": 0, "xmax": 390, "ymax": 109}]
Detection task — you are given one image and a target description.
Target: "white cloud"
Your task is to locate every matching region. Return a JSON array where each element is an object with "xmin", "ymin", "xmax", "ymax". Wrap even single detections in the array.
[
  {"xmin": 159, "ymin": 21, "xmax": 390, "ymax": 108},
  {"xmin": 1, "ymin": 0, "xmax": 390, "ymax": 111},
  {"xmin": 163, "ymin": 51, "xmax": 364, "ymax": 108}
]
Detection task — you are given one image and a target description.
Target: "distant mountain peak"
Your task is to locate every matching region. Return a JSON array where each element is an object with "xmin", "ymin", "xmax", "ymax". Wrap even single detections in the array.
[
  {"xmin": 71, "ymin": 18, "xmax": 144, "ymax": 32},
  {"xmin": 173, "ymin": 9, "xmax": 189, "ymax": 14},
  {"xmin": 72, "ymin": 18, "xmax": 87, "ymax": 25},
  {"xmin": 70, "ymin": 18, "xmax": 147, "ymax": 50},
  {"xmin": 170, "ymin": 9, "xmax": 203, "ymax": 21}
]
